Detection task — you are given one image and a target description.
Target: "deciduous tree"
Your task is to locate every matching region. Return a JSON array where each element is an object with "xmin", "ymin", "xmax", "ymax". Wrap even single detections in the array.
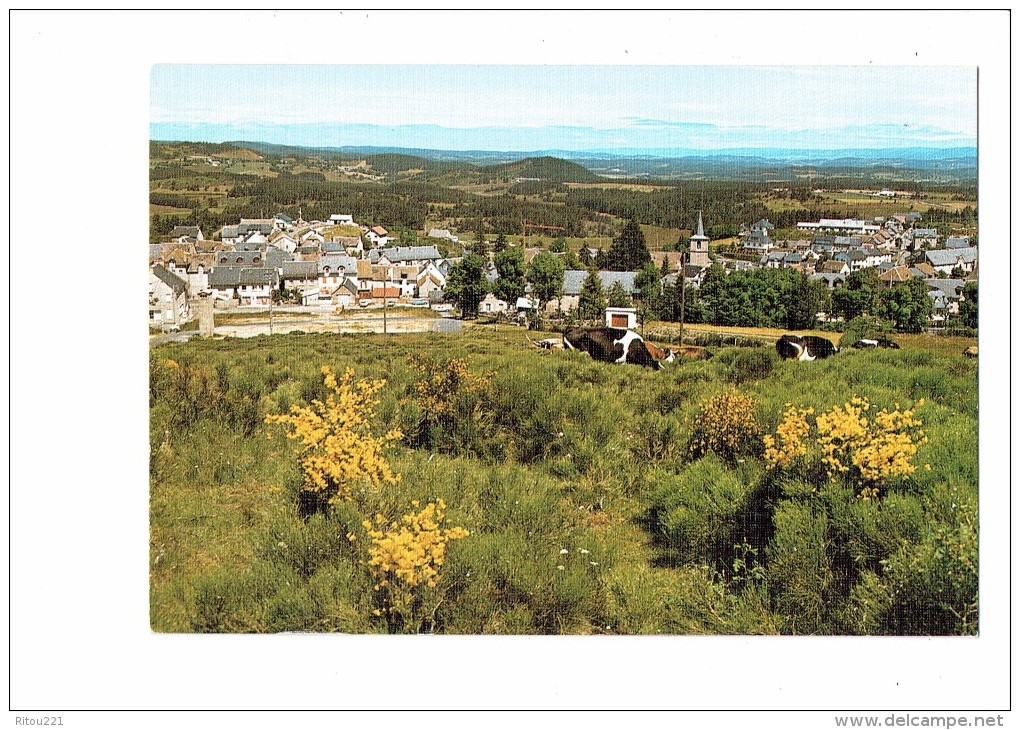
[
  {"xmin": 445, "ymin": 253, "xmax": 490, "ymax": 318},
  {"xmin": 526, "ymin": 251, "xmax": 565, "ymax": 310},
  {"xmin": 493, "ymin": 245, "xmax": 527, "ymax": 304}
]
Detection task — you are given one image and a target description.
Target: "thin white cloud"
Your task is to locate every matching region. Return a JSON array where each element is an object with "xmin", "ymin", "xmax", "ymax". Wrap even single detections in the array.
[{"xmin": 150, "ymin": 64, "xmax": 976, "ymax": 147}]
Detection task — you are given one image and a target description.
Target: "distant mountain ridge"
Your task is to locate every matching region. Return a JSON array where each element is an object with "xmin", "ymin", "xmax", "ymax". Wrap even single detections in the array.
[
  {"xmin": 150, "ymin": 138, "xmax": 976, "ymax": 184},
  {"xmin": 216, "ymin": 140, "xmax": 975, "ymax": 163}
]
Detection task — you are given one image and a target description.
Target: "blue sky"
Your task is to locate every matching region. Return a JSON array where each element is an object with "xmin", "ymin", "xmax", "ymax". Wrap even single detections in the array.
[{"xmin": 151, "ymin": 64, "xmax": 976, "ymax": 152}]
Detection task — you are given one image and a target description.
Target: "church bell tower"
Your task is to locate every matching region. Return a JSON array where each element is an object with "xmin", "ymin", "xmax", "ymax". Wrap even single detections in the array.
[{"xmin": 688, "ymin": 211, "xmax": 710, "ymax": 268}]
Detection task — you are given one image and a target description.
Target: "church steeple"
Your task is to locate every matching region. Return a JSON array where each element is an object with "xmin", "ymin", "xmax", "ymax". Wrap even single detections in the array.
[{"xmin": 688, "ymin": 211, "xmax": 710, "ymax": 267}]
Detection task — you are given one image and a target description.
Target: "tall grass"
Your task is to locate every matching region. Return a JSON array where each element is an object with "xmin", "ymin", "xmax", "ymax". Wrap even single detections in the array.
[{"xmin": 150, "ymin": 329, "xmax": 978, "ymax": 634}]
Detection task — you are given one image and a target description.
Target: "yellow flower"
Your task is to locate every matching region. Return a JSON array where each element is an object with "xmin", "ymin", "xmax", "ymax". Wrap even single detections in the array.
[{"xmin": 265, "ymin": 366, "xmax": 402, "ymax": 505}]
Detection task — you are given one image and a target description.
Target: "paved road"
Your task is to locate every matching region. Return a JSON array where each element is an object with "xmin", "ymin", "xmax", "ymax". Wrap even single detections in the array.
[
  {"xmin": 150, "ymin": 313, "xmax": 463, "ymax": 343},
  {"xmin": 149, "ymin": 330, "xmax": 195, "ymax": 346}
]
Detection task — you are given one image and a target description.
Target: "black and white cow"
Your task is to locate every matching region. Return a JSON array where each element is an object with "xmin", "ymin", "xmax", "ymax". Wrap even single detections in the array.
[
  {"xmin": 852, "ymin": 337, "xmax": 900, "ymax": 350},
  {"xmin": 775, "ymin": 334, "xmax": 839, "ymax": 361},
  {"xmin": 562, "ymin": 327, "xmax": 672, "ymax": 369}
]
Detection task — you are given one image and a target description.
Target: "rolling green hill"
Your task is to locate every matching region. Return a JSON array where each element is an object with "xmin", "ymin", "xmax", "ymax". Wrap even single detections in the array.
[{"xmin": 480, "ymin": 155, "xmax": 600, "ymax": 183}]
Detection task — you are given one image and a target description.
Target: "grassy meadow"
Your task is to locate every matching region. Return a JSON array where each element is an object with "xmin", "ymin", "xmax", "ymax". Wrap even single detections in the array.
[{"xmin": 150, "ymin": 327, "xmax": 978, "ymax": 635}]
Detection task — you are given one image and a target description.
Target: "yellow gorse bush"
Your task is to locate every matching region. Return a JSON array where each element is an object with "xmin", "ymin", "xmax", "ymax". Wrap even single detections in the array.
[
  {"xmin": 689, "ymin": 388, "xmax": 763, "ymax": 462},
  {"xmin": 816, "ymin": 397, "xmax": 927, "ymax": 483},
  {"xmin": 764, "ymin": 404, "xmax": 814, "ymax": 469},
  {"xmin": 408, "ymin": 354, "xmax": 494, "ymax": 420},
  {"xmin": 265, "ymin": 366, "xmax": 403, "ymax": 505},
  {"xmin": 363, "ymin": 499, "xmax": 469, "ymax": 629},
  {"xmin": 765, "ymin": 396, "xmax": 928, "ymax": 497}
]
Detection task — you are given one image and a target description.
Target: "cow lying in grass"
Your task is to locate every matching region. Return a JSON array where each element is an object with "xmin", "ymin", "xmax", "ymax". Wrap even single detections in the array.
[
  {"xmin": 776, "ymin": 334, "xmax": 839, "ymax": 361},
  {"xmin": 852, "ymin": 337, "xmax": 900, "ymax": 350},
  {"xmin": 562, "ymin": 327, "xmax": 674, "ymax": 369}
]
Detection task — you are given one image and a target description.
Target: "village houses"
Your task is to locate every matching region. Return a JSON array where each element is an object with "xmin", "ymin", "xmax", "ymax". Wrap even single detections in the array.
[{"xmin": 151, "ymin": 204, "xmax": 975, "ymax": 331}]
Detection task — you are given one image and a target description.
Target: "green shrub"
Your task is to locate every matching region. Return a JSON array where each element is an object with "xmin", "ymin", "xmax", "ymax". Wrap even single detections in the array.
[
  {"xmin": 866, "ymin": 498, "xmax": 978, "ymax": 636},
  {"xmin": 650, "ymin": 456, "xmax": 753, "ymax": 569},
  {"xmin": 766, "ymin": 501, "xmax": 833, "ymax": 634},
  {"xmin": 724, "ymin": 347, "xmax": 778, "ymax": 384}
]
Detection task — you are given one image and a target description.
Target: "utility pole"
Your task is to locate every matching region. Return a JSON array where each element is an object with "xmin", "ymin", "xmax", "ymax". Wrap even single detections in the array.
[
  {"xmin": 679, "ymin": 246, "xmax": 687, "ymax": 347},
  {"xmin": 267, "ymin": 269, "xmax": 274, "ymax": 335},
  {"xmin": 383, "ymin": 265, "xmax": 389, "ymax": 334}
]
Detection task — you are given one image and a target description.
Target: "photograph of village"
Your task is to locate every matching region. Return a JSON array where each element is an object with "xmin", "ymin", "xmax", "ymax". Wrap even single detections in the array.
[{"xmin": 148, "ymin": 63, "xmax": 978, "ymax": 637}]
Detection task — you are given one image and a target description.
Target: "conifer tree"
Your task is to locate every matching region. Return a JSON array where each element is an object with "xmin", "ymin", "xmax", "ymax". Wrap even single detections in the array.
[
  {"xmin": 577, "ymin": 266, "xmax": 606, "ymax": 323},
  {"xmin": 605, "ymin": 220, "xmax": 652, "ymax": 271},
  {"xmin": 606, "ymin": 280, "xmax": 631, "ymax": 308}
]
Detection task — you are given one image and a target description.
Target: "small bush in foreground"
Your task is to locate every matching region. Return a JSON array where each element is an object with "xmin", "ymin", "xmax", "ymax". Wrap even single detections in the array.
[
  {"xmin": 688, "ymin": 388, "xmax": 763, "ymax": 463},
  {"xmin": 361, "ymin": 499, "xmax": 469, "ymax": 634},
  {"xmin": 265, "ymin": 366, "xmax": 403, "ymax": 512}
]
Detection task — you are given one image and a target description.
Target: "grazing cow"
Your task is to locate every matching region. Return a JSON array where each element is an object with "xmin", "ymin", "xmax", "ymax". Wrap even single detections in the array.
[
  {"xmin": 853, "ymin": 337, "xmax": 900, "ymax": 350},
  {"xmin": 644, "ymin": 341, "xmax": 676, "ymax": 364},
  {"xmin": 776, "ymin": 334, "xmax": 839, "ymax": 361},
  {"xmin": 675, "ymin": 345, "xmax": 713, "ymax": 361},
  {"xmin": 964, "ymin": 346, "xmax": 978, "ymax": 358},
  {"xmin": 527, "ymin": 336, "xmax": 564, "ymax": 350},
  {"xmin": 562, "ymin": 327, "xmax": 668, "ymax": 369}
]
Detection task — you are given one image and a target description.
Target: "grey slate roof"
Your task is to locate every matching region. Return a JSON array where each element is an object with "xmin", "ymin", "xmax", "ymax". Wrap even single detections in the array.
[
  {"xmin": 318, "ymin": 255, "xmax": 359, "ymax": 275},
  {"xmin": 373, "ymin": 245, "xmax": 442, "ymax": 263},
  {"xmin": 152, "ymin": 264, "xmax": 187, "ymax": 296},
  {"xmin": 239, "ymin": 223, "xmax": 274, "ymax": 236},
  {"xmin": 282, "ymin": 261, "xmax": 318, "ymax": 280},
  {"xmin": 927, "ymin": 290, "xmax": 950, "ymax": 309},
  {"xmin": 945, "ymin": 236, "xmax": 972, "ymax": 249},
  {"xmin": 925, "ymin": 278, "xmax": 966, "ymax": 299},
  {"xmin": 214, "ymin": 250, "xmax": 269, "ymax": 267},
  {"xmin": 208, "ymin": 267, "xmax": 279, "ymax": 288},
  {"xmin": 810, "ymin": 272, "xmax": 847, "ymax": 288},
  {"xmin": 743, "ymin": 230, "xmax": 772, "ymax": 247},
  {"xmin": 170, "ymin": 225, "xmax": 201, "ymax": 238},
  {"xmin": 236, "ymin": 239, "xmax": 268, "ymax": 252},
  {"xmin": 925, "ymin": 247, "xmax": 977, "ymax": 268},
  {"xmin": 561, "ymin": 270, "xmax": 638, "ymax": 296}
]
